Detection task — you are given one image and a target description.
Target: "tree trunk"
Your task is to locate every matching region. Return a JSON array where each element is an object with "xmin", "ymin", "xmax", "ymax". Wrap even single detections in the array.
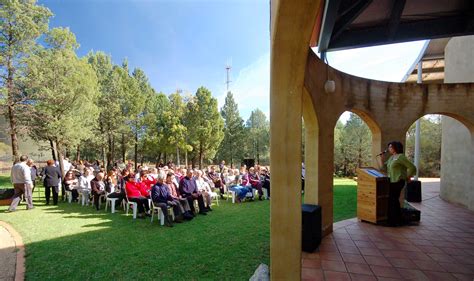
[
  {"xmin": 49, "ymin": 139, "xmax": 57, "ymax": 161},
  {"xmin": 164, "ymin": 152, "xmax": 167, "ymax": 164},
  {"xmin": 111, "ymin": 135, "xmax": 115, "ymax": 166},
  {"xmin": 56, "ymin": 142, "xmax": 66, "ymax": 200},
  {"xmin": 76, "ymin": 144, "xmax": 80, "ymax": 161},
  {"xmin": 106, "ymin": 134, "xmax": 113, "ymax": 170},
  {"xmin": 176, "ymin": 147, "xmax": 180, "ymax": 166},
  {"xmin": 199, "ymin": 144, "xmax": 203, "ymax": 169},
  {"xmin": 6, "ymin": 54, "xmax": 19, "ymax": 162},
  {"xmin": 185, "ymin": 149, "xmax": 188, "ymax": 168},
  {"xmin": 121, "ymin": 133, "xmax": 126, "ymax": 162},
  {"xmin": 134, "ymin": 123, "xmax": 138, "ymax": 171}
]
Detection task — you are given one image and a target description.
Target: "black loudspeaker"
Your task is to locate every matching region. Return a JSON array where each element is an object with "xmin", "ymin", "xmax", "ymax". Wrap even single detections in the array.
[
  {"xmin": 302, "ymin": 204, "xmax": 322, "ymax": 253},
  {"xmin": 401, "ymin": 204, "xmax": 421, "ymax": 224},
  {"xmin": 406, "ymin": 180, "xmax": 422, "ymax": 202}
]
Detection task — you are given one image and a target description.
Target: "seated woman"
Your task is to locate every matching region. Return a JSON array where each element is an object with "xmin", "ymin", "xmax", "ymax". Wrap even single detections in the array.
[
  {"xmin": 64, "ymin": 170, "xmax": 79, "ymax": 202},
  {"xmin": 125, "ymin": 174, "xmax": 150, "ymax": 218},
  {"xmin": 78, "ymin": 167, "xmax": 94, "ymax": 206},
  {"xmin": 195, "ymin": 170, "xmax": 215, "ymax": 211},
  {"xmin": 248, "ymin": 167, "xmax": 263, "ymax": 200},
  {"xmin": 229, "ymin": 169, "xmax": 251, "ymax": 203},
  {"xmin": 106, "ymin": 169, "xmax": 124, "ymax": 207},
  {"xmin": 207, "ymin": 165, "xmax": 224, "ymax": 199}
]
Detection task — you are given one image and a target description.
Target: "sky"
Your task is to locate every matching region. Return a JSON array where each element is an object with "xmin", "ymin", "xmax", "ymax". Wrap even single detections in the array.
[{"xmin": 39, "ymin": 0, "xmax": 426, "ymax": 122}]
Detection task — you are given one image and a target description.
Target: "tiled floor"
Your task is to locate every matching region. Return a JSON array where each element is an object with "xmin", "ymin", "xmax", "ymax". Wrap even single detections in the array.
[{"xmin": 302, "ymin": 179, "xmax": 474, "ymax": 281}]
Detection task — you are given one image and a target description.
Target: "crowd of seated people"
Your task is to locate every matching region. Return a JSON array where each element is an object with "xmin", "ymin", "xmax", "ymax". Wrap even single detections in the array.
[{"xmin": 36, "ymin": 158, "xmax": 271, "ymax": 225}]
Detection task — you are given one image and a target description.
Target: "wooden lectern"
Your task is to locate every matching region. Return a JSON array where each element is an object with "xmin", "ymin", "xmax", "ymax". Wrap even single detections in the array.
[{"xmin": 356, "ymin": 168, "xmax": 390, "ymax": 224}]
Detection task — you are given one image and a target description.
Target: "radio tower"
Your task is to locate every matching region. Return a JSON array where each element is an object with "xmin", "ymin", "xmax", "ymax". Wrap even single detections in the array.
[{"xmin": 225, "ymin": 64, "xmax": 232, "ymax": 93}]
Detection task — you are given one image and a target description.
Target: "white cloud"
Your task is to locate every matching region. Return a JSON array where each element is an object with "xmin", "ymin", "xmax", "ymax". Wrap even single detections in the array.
[{"xmin": 216, "ymin": 52, "xmax": 270, "ymax": 121}]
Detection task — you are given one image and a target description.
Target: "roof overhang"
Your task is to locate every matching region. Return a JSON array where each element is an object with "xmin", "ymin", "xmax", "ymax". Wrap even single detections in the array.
[{"xmin": 312, "ymin": 0, "xmax": 474, "ymax": 52}]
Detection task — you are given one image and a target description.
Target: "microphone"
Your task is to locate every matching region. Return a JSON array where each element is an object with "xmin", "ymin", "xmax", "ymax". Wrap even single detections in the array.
[{"xmin": 377, "ymin": 150, "xmax": 387, "ymax": 156}]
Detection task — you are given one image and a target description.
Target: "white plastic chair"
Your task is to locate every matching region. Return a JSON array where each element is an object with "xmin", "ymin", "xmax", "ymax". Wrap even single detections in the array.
[
  {"xmin": 78, "ymin": 190, "xmax": 91, "ymax": 206},
  {"xmin": 105, "ymin": 194, "xmax": 120, "ymax": 214},
  {"xmin": 65, "ymin": 190, "xmax": 73, "ymax": 203},
  {"xmin": 209, "ymin": 191, "xmax": 219, "ymax": 206},
  {"xmin": 124, "ymin": 188, "xmax": 138, "ymax": 219},
  {"xmin": 150, "ymin": 199, "xmax": 174, "ymax": 225}
]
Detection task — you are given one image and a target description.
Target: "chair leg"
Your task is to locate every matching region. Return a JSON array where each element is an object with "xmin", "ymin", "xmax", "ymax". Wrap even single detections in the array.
[
  {"xmin": 151, "ymin": 208, "xmax": 154, "ymax": 223},
  {"xmin": 105, "ymin": 200, "xmax": 109, "ymax": 212},
  {"xmin": 126, "ymin": 204, "xmax": 129, "ymax": 216},
  {"xmin": 132, "ymin": 205, "xmax": 137, "ymax": 219},
  {"xmin": 159, "ymin": 209, "xmax": 164, "ymax": 226},
  {"xmin": 232, "ymin": 191, "xmax": 235, "ymax": 204},
  {"xmin": 111, "ymin": 201, "xmax": 115, "ymax": 213}
]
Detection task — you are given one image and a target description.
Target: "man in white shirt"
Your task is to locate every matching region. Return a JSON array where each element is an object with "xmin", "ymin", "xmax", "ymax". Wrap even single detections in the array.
[{"xmin": 8, "ymin": 155, "xmax": 34, "ymax": 211}]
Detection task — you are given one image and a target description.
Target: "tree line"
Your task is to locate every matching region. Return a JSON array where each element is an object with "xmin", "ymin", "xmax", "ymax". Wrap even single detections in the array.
[{"xmin": 0, "ymin": 0, "xmax": 270, "ymax": 174}]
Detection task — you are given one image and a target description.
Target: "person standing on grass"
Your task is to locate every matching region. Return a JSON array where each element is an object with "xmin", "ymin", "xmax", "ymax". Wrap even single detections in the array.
[
  {"xmin": 42, "ymin": 160, "xmax": 62, "ymax": 205},
  {"xmin": 8, "ymin": 155, "xmax": 34, "ymax": 212}
]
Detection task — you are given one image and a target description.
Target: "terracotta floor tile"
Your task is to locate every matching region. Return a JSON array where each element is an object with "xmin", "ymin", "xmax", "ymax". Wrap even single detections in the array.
[
  {"xmin": 427, "ymin": 253, "xmax": 457, "ymax": 263},
  {"xmin": 439, "ymin": 262, "xmax": 473, "ymax": 274},
  {"xmin": 345, "ymin": 262, "xmax": 373, "ymax": 275},
  {"xmin": 364, "ymin": 255, "xmax": 392, "ymax": 267},
  {"xmin": 369, "ymin": 265, "xmax": 402, "ymax": 278},
  {"xmin": 387, "ymin": 257, "xmax": 419, "ymax": 269},
  {"xmin": 337, "ymin": 245, "xmax": 360, "ymax": 254},
  {"xmin": 335, "ymin": 238, "xmax": 356, "ymax": 247},
  {"xmin": 321, "ymin": 260, "xmax": 347, "ymax": 272},
  {"xmin": 302, "ymin": 268, "xmax": 323, "ymax": 280},
  {"xmin": 452, "ymin": 255, "xmax": 474, "ymax": 265},
  {"xmin": 441, "ymin": 247, "xmax": 468, "ymax": 256},
  {"xmin": 396, "ymin": 268, "xmax": 429, "ymax": 280},
  {"xmin": 382, "ymin": 250, "xmax": 409, "ymax": 259},
  {"xmin": 323, "ymin": 270, "xmax": 351, "ymax": 281},
  {"xmin": 319, "ymin": 251, "xmax": 342, "ymax": 261},
  {"xmin": 412, "ymin": 259, "xmax": 445, "ymax": 272},
  {"xmin": 341, "ymin": 253, "xmax": 366, "ymax": 264},
  {"xmin": 405, "ymin": 251, "xmax": 432, "ymax": 261},
  {"xmin": 452, "ymin": 273, "xmax": 474, "ymax": 281},
  {"xmin": 354, "ymin": 240, "xmax": 376, "ymax": 248},
  {"xmin": 412, "ymin": 239, "xmax": 433, "ymax": 246},
  {"xmin": 359, "ymin": 247, "xmax": 383, "ymax": 256},
  {"xmin": 422, "ymin": 270, "xmax": 458, "ymax": 281},
  {"xmin": 349, "ymin": 273, "xmax": 377, "ymax": 281},
  {"xmin": 302, "ymin": 258, "xmax": 321, "ymax": 269},
  {"xmin": 376, "ymin": 277, "xmax": 405, "ymax": 281},
  {"xmin": 416, "ymin": 245, "xmax": 444, "ymax": 254}
]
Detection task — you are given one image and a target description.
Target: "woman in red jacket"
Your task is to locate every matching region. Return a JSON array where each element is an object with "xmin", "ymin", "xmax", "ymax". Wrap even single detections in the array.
[{"xmin": 125, "ymin": 175, "xmax": 150, "ymax": 218}]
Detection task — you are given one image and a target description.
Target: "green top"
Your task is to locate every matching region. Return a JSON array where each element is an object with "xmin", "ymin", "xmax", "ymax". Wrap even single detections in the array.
[{"xmin": 384, "ymin": 154, "xmax": 416, "ymax": 183}]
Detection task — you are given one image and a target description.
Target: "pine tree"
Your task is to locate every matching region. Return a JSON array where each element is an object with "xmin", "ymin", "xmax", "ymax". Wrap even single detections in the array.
[
  {"xmin": 218, "ymin": 92, "xmax": 245, "ymax": 168},
  {"xmin": 0, "ymin": 0, "xmax": 52, "ymax": 161}
]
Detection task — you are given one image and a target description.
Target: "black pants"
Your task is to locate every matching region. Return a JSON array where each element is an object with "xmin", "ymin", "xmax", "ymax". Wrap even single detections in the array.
[
  {"xmin": 93, "ymin": 191, "xmax": 106, "ymax": 210},
  {"xmin": 129, "ymin": 197, "xmax": 150, "ymax": 213},
  {"xmin": 263, "ymin": 182, "xmax": 270, "ymax": 198},
  {"xmin": 65, "ymin": 185, "xmax": 79, "ymax": 201},
  {"xmin": 185, "ymin": 194, "xmax": 205, "ymax": 214},
  {"xmin": 45, "ymin": 185, "xmax": 59, "ymax": 205},
  {"xmin": 107, "ymin": 192, "xmax": 124, "ymax": 207},
  {"xmin": 388, "ymin": 180, "xmax": 405, "ymax": 226}
]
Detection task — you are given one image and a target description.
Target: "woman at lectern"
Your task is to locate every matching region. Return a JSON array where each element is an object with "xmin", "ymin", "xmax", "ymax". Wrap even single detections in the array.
[{"xmin": 380, "ymin": 141, "xmax": 416, "ymax": 226}]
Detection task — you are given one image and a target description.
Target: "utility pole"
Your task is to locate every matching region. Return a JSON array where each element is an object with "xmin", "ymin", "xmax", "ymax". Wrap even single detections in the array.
[{"xmin": 225, "ymin": 65, "xmax": 232, "ymax": 93}]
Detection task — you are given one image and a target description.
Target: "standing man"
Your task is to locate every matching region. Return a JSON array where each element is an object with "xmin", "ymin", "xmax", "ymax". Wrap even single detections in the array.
[{"xmin": 8, "ymin": 155, "xmax": 34, "ymax": 211}]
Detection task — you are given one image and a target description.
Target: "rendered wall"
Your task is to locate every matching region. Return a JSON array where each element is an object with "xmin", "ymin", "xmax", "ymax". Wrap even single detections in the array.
[{"xmin": 441, "ymin": 36, "xmax": 474, "ymax": 210}]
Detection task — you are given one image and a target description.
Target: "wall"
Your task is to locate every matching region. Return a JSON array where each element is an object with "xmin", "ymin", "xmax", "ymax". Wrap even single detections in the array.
[{"xmin": 441, "ymin": 36, "xmax": 474, "ymax": 210}]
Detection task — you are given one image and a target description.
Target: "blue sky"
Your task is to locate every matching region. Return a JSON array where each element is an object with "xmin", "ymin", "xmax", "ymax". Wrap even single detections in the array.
[{"xmin": 39, "ymin": 0, "xmax": 426, "ymax": 122}]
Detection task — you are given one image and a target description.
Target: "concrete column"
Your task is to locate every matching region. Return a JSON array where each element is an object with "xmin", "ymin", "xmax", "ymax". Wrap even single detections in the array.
[
  {"xmin": 317, "ymin": 122, "xmax": 335, "ymax": 235},
  {"xmin": 270, "ymin": 0, "xmax": 323, "ymax": 279},
  {"xmin": 414, "ymin": 62, "xmax": 422, "ymax": 180},
  {"xmin": 303, "ymin": 88, "xmax": 318, "ymax": 205}
]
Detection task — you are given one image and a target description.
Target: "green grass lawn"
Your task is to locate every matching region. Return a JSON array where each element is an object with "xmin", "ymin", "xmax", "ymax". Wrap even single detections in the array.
[
  {"xmin": 0, "ymin": 174, "xmax": 11, "ymax": 188},
  {"xmin": 0, "ymin": 178, "xmax": 356, "ymax": 280}
]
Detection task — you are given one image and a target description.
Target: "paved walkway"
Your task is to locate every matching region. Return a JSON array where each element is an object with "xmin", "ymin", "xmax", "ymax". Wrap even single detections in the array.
[
  {"xmin": 0, "ymin": 222, "xmax": 24, "ymax": 281},
  {"xmin": 302, "ymin": 178, "xmax": 474, "ymax": 280}
]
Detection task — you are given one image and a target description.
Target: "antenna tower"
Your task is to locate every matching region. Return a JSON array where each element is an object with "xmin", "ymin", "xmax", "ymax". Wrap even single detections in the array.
[{"xmin": 225, "ymin": 64, "xmax": 232, "ymax": 93}]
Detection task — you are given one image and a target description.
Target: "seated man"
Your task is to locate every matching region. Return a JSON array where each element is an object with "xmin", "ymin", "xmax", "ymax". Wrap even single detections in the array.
[
  {"xmin": 151, "ymin": 172, "xmax": 183, "ymax": 227},
  {"xmin": 166, "ymin": 172, "xmax": 194, "ymax": 220},
  {"xmin": 260, "ymin": 168, "xmax": 270, "ymax": 199},
  {"xmin": 179, "ymin": 169, "xmax": 207, "ymax": 215}
]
